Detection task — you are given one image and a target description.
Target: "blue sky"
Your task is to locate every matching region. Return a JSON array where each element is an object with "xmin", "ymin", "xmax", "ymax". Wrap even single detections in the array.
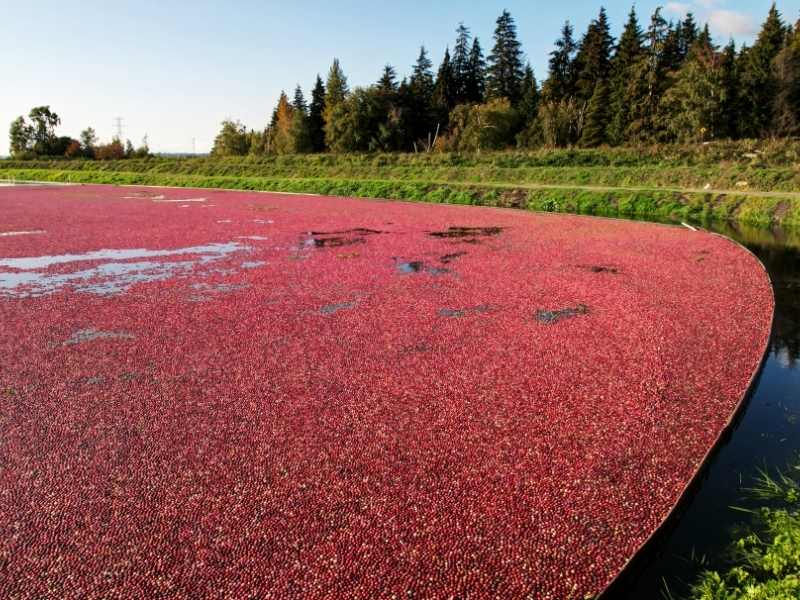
[{"xmin": 3, "ymin": 1, "xmax": 797, "ymax": 155}]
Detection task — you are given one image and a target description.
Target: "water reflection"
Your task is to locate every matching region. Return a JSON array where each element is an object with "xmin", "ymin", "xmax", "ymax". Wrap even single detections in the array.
[{"xmin": 624, "ymin": 219, "xmax": 800, "ymax": 598}]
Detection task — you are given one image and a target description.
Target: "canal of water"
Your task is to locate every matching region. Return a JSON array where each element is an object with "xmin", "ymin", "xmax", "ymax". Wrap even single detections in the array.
[{"xmin": 624, "ymin": 220, "xmax": 800, "ymax": 598}]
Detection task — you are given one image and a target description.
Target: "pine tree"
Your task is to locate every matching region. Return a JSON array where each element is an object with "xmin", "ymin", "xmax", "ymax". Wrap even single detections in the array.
[
  {"xmin": 740, "ymin": 4, "xmax": 787, "ymax": 136},
  {"xmin": 773, "ymin": 22, "xmax": 800, "ymax": 136},
  {"xmin": 720, "ymin": 40, "xmax": 740, "ymax": 138},
  {"xmin": 289, "ymin": 85, "xmax": 312, "ymax": 153},
  {"xmin": 308, "ymin": 75, "xmax": 326, "ymax": 152},
  {"xmin": 519, "ymin": 63, "xmax": 540, "ymax": 126},
  {"xmin": 608, "ymin": 7, "xmax": 644, "ymax": 144},
  {"xmin": 433, "ymin": 47, "xmax": 456, "ymax": 117},
  {"xmin": 452, "ymin": 23, "xmax": 472, "ymax": 104},
  {"xmin": 625, "ymin": 7, "xmax": 670, "ymax": 141},
  {"xmin": 377, "ymin": 64, "xmax": 398, "ymax": 94},
  {"xmin": 678, "ymin": 13, "xmax": 699, "ymax": 61},
  {"xmin": 408, "ymin": 46, "xmax": 436, "ymax": 144},
  {"xmin": 543, "ymin": 21, "xmax": 577, "ymax": 102},
  {"xmin": 486, "ymin": 10, "xmax": 525, "ymax": 105},
  {"xmin": 580, "ymin": 79, "xmax": 610, "ymax": 147},
  {"xmin": 324, "ymin": 59, "xmax": 349, "ymax": 149},
  {"xmin": 573, "ymin": 8, "xmax": 614, "ymax": 103},
  {"xmin": 465, "ymin": 38, "xmax": 486, "ymax": 103}
]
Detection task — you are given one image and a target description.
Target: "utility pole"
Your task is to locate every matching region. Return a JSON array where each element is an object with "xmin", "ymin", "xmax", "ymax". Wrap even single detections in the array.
[{"xmin": 113, "ymin": 117, "xmax": 124, "ymax": 141}]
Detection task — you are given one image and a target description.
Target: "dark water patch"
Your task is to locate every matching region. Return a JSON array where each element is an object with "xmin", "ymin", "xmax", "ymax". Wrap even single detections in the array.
[
  {"xmin": 63, "ymin": 328, "xmax": 135, "ymax": 346},
  {"xmin": 310, "ymin": 228, "xmax": 384, "ymax": 236},
  {"xmin": 439, "ymin": 308, "xmax": 466, "ymax": 318},
  {"xmin": 583, "ymin": 265, "xmax": 620, "ymax": 274},
  {"xmin": 440, "ymin": 252, "xmax": 467, "ymax": 264},
  {"xmin": 396, "ymin": 261, "xmax": 424, "ymax": 274},
  {"xmin": 320, "ymin": 302, "xmax": 356, "ymax": 315},
  {"xmin": 305, "ymin": 236, "xmax": 366, "ymax": 249},
  {"xmin": 429, "ymin": 226, "xmax": 504, "ymax": 239},
  {"xmin": 535, "ymin": 304, "xmax": 588, "ymax": 324},
  {"xmin": 439, "ymin": 304, "xmax": 493, "ymax": 319}
]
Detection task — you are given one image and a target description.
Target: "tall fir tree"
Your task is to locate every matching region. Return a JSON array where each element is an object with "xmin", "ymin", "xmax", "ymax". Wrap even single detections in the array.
[
  {"xmin": 739, "ymin": 4, "xmax": 787, "ymax": 136},
  {"xmin": 625, "ymin": 7, "xmax": 670, "ymax": 141},
  {"xmin": 573, "ymin": 8, "xmax": 614, "ymax": 104},
  {"xmin": 580, "ymin": 78, "xmax": 610, "ymax": 147},
  {"xmin": 408, "ymin": 46, "xmax": 437, "ymax": 144},
  {"xmin": 377, "ymin": 64, "xmax": 398, "ymax": 93},
  {"xmin": 452, "ymin": 23, "xmax": 472, "ymax": 104},
  {"xmin": 433, "ymin": 47, "xmax": 456, "ymax": 118},
  {"xmin": 519, "ymin": 63, "xmax": 540, "ymax": 125},
  {"xmin": 773, "ymin": 21, "xmax": 800, "ymax": 136},
  {"xmin": 465, "ymin": 37, "xmax": 486, "ymax": 103},
  {"xmin": 677, "ymin": 13, "xmax": 699, "ymax": 61},
  {"xmin": 324, "ymin": 59, "xmax": 349, "ymax": 149},
  {"xmin": 290, "ymin": 85, "xmax": 312, "ymax": 153},
  {"xmin": 720, "ymin": 40, "xmax": 740, "ymax": 138},
  {"xmin": 486, "ymin": 10, "xmax": 525, "ymax": 105},
  {"xmin": 607, "ymin": 7, "xmax": 644, "ymax": 144},
  {"xmin": 543, "ymin": 21, "xmax": 577, "ymax": 102},
  {"xmin": 308, "ymin": 75, "xmax": 326, "ymax": 152}
]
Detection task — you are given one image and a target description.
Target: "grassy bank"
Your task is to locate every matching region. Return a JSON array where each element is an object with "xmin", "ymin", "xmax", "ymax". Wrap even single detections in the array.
[
  {"xmin": 683, "ymin": 467, "xmax": 800, "ymax": 600},
  {"xmin": 3, "ymin": 167, "xmax": 800, "ymax": 228}
]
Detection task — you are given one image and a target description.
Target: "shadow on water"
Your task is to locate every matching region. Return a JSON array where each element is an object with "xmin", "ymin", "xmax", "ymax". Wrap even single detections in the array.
[{"xmin": 611, "ymin": 217, "xmax": 800, "ymax": 598}]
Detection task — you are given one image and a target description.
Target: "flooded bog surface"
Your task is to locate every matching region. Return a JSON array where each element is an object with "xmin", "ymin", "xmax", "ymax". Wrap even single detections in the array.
[{"xmin": 0, "ymin": 185, "xmax": 773, "ymax": 599}]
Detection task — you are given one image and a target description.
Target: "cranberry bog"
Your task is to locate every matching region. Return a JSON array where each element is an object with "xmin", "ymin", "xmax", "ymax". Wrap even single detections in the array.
[{"xmin": 0, "ymin": 184, "xmax": 773, "ymax": 599}]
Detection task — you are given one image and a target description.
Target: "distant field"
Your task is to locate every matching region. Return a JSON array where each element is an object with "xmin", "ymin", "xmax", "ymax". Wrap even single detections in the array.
[{"xmin": 3, "ymin": 142, "xmax": 800, "ymax": 227}]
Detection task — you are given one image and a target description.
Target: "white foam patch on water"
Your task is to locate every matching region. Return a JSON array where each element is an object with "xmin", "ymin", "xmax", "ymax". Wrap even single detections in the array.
[
  {"xmin": 0, "ymin": 242, "xmax": 250, "ymax": 298},
  {"xmin": 254, "ymin": 219, "xmax": 274, "ymax": 224},
  {"xmin": 237, "ymin": 236, "xmax": 269, "ymax": 241},
  {"xmin": 0, "ymin": 230, "xmax": 45, "ymax": 237}
]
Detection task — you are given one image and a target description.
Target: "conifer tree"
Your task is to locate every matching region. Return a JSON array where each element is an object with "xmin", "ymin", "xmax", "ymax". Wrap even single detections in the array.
[
  {"xmin": 573, "ymin": 8, "xmax": 614, "ymax": 104},
  {"xmin": 739, "ymin": 4, "xmax": 787, "ymax": 136},
  {"xmin": 433, "ymin": 47, "xmax": 456, "ymax": 118},
  {"xmin": 486, "ymin": 10, "xmax": 525, "ymax": 105},
  {"xmin": 289, "ymin": 85, "xmax": 312, "ymax": 153},
  {"xmin": 408, "ymin": 46, "xmax": 437, "ymax": 144},
  {"xmin": 773, "ymin": 22, "xmax": 800, "ymax": 136},
  {"xmin": 452, "ymin": 23, "xmax": 472, "ymax": 104},
  {"xmin": 324, "ymin": 59, "xmax": 349, "ymax": 149},
  {"xmin": 580, "ymin": 78, "xmax": 610, "ymax": 146},
  {"xmin": 543, "ymin": 21, "xmax": 577, "ymax": 102},
  {"xmin": 519, "ymin": 63, "xmax": 540, "ymax": 125},
  {"xmin": 272, "ymin": 91, "xmax": 295, "ymax": 154},
  {"xmin": 678, "ymin": 13, "xmax": 699, "ymax": 61},
  {"xmin": 308, "ymin": 75, "xmax": 326, "ymax": 152},
  {"xmin": 466, "ymin": 38, "xmax": 486, "ymax": 103},
  {"xmin": 719, "ymin": 40, "xmax": 740, "ymax": 138},
  {"xmin": 607, "ymin": 7, "xmax": 644, "ymax": 144}
]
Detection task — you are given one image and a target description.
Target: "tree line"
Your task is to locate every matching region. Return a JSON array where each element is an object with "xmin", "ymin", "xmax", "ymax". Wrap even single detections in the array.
[
  {"xmin": 212, "ymin": 4, "xmax": 800, "ymax": 155},
  {"xmin": 8, "ymin": 106, "xmax": 150, "ymax": 159}
]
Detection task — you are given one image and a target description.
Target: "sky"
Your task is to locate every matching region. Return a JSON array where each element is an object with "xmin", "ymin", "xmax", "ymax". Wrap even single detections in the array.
[{"xmin": 3, "ymin": 1, "xmax": 798, "ymax": 155}]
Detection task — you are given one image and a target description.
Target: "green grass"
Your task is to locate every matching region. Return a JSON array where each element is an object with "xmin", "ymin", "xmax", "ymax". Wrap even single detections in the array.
[
  {"xmin": 685, "ymin": 466, "xmax": 800, "ymax": 600},
  {"xmin": 3, "ymin": 167, "xmax": 800, "ymax": 229}
]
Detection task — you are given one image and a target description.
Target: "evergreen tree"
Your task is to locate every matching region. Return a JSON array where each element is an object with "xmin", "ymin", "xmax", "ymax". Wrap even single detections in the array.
[
  {"xmin": 519, "ymin": 63, "xmax": 540, "ymax": 125},
  {"xmin": 625, "ymin": 7, "xmax": 671, "ymax": 141},
  {"xmin": 678, "ymin": 13, "xmax": 699, "ymax": 61},
  {"xmin": 573, "ymin": 8, "xmax": 614, "ymax": 103},
  {"xmin": 659, "ymin": 35, "xmax": 728, "ymax": 142},
  {"xmin": 290, "ymin": 85, "xmax": 312, "ymax": 153},
  {"xmin": 452, "ymin": 23, "xmax": 472, "ymax": 104},
  {"xmin": 543, "ymin": 21, "xmax": 577, "ymax": 102},
  {"xmin": 739, "ymin": 4, "xmax": 787, "ymax": 136},
  {"xmin": 486, "ymin": 10, "xmax": 525, "ymax": 105},
  {"xmin": 433, "ymin": 47, "xmax": 456, "ymax": 118},
  {"xmin": 324, "ymin": 59, "xmax": 349, "ymax": 149},
  {"xmin": 308, "ymin": 75, "xmax": 326, "ymax": 152},
  {"xmin": 580, "ymin": 79, "xmax": 610, "ymax": 147},
  {"xmin": 773, "ymin": 22, "xmax": 800, "ymax": 136},
  {"xmin": 377, "ymin": 64, "xmax": 398, "ymax": 93},
  {"xmin": 720, "ymin": 40, "xmax": 740, "ymax": 138},
  {"xmin": 607, "ymin": 7, "xmax": 644, "ymax": 144},
  {"xmin": 465, "ymin": 37, "xmax": 486, "ymax": 103},
  {"xmin": 408, "ymin": 46, "xmax": 437, "ymax": 145}
]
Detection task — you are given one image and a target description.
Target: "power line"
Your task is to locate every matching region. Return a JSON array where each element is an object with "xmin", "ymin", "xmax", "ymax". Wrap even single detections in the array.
[{"xmin": 113, "ymin": 117, "xmax": 124, "ymax": 141}]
